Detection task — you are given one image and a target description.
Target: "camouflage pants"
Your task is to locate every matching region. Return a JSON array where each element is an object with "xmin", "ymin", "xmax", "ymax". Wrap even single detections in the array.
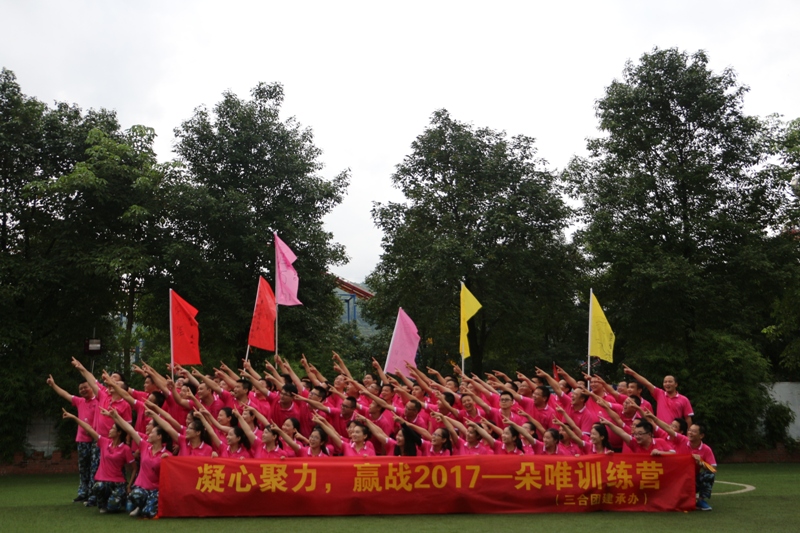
[
  {"xmin": 91, "ymin": 481, "xmax": 127, "ymax": 512},
  {"xmin": 76, "ymin": 442, "xmax": 94, "ymax": 499},
  {"xmin": 696, "ymin": 468, "xmax": 715, "ymax": 500},
  {"xmin": 128, "ymin": 486, "xmax": 159, "ymax": 518},
  {"xmin": 84, "ymin": 444, "xmax": 101, "ymax": 504}
]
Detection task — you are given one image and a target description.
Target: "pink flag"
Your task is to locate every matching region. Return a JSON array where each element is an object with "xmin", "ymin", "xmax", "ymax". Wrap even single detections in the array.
[
  {"xmin": 274, "ymin": 232, "xmax": 302, "ymax": 306},
  {"xmin": 384, "ymin": 307, "xmax": 420, "ymax": 378}
]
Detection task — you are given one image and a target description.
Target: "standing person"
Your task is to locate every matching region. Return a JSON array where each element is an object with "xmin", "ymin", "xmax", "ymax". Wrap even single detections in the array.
[
  {"xmin": 645, "ymin": 413, "xmax": 717, "ymax": 511},
  {"xmin": 47, "ymin": 375, "xmax": 97, "ymax": 503},
  {"xmin": 106, "ymin": 410, "xmax": 171, "ymax": 518},
  {"xmin": 623, "ymin": 364, "xmax": 693, "ymax": 425},
  {"xmin": 62, "ymin": 408, "xmax": 134, "ymax": 514}
]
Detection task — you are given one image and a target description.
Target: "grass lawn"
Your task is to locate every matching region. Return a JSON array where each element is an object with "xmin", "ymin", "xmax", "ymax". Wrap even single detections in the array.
[{"xmin": 0, "ymin": 463, "xmax": 796, "ymax": 533}]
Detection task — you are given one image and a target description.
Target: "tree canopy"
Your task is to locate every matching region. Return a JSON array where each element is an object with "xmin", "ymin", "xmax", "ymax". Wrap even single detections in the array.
[
  {"xmin": 366, "ymin": 110, "xmax": 583, "ymax": 376},
  {"xmin": 565, "ymin": 48, "xmax": 800, "ymax": 454}
]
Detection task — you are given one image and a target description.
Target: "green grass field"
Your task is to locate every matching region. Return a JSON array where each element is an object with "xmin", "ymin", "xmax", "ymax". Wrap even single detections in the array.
[{"xmin": 0, "ymin": 464, "xmax": 796, "ymax": 533}]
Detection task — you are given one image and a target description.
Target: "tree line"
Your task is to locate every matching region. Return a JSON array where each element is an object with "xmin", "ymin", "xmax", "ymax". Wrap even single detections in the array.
[{"xmin": 2, "ymin": 47, "xmax": 799, "ymax": 458}]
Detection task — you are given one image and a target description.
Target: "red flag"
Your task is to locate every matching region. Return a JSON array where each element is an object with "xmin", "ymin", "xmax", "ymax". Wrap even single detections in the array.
[
  {"xmin": 170, "ymin": 290, "xmax": 201, "ymax": 366},
  {"xmin": 248, "ymin": 277, "xmax": 276, "ymax": 351},
  {"xmin": 274, "ymin": 232, "xmax": 302, "ymax": 306}
]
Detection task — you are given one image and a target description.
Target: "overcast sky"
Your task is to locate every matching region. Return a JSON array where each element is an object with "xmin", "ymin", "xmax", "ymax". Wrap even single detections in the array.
[{"xmin": 2, "ymin": 1, "xmax": 798, "ymax": 282}]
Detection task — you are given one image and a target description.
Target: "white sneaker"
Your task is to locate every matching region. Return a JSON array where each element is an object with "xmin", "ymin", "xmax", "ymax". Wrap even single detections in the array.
[{"xmin": 129, "ymin": 507, "xmax": 141, "ymax": 517}]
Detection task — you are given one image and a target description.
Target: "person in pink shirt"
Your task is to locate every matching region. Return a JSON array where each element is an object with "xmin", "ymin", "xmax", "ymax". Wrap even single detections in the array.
[
  {"xmin": 422, "ymin": 427, "xmax": 455, "ymax": 457},
  {"xmin": 268, "ymin": 384, "xmax": 312, "ymax": 436},
  {"xmin": 149, "ymin": 408, "xmax": 214, "ymax": 458},
  {"xmin": 623, "ymin": 365, "xmax": 693, "ymax": 425},
  {"xmin": 354, "ymin": 414, "xmax": 425, "ymax": 457},
  {"xmin": 201, "ymin": 408, "xmax": 255, "ymax": 460},
  {"xmin": 537, "ymin": 427, "xmax": 575, "ymax": 456},
  {"xmin": 47, "ymin": 374, "xmax": 98, "ymax": 503},
  {"xmin": 296, "ymin": 421, "xmax": 335, "ymax": 458},
  {"xmin": 644, "ymin": 414, "xmax": 717, "ymax": 510},
  {"xmin": 471, "ymin": 391, "xmax": 526, "ymax": 429},
  {"xmin": 603, "ymin": 418, "xmax": 673, "ymax": 455},
  {"xmin": 557, "ymin": 420, "xmax": 613, "ymax": 456},
  {"xmin": 62, "ymin": 408, "xmax": 134, "ymax": 514},
  {"xmin": 253, "ymin": 423, "xmax": 295, "ymax": 459},
  {"xmin": 294, "ymin": 393, "xmax": 358, "ymax": 439},
  {"xmin": 324, "ymin": 420, "xmax": 376, "ymax": 457},
  {"xmin": 492, "ymin": 425, "xmax": 527, "ymax": 456},
  {"xmin": 106, "ymin": 409, "xmax": 171, "ymax": 518},
  {"xmin": 70, "ymin": 360, "xmax": 133, "ymax": 439}
]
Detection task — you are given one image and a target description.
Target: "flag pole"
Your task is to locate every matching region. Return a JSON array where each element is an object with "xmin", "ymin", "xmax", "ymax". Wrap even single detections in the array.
[
  {"xmin": 169, "ymin": 289, "xmax": 175, "ymax": 382},
  {"xmin": 460, "ymin": 282, "xmax": 465, "ymax": 375},
  {"xmin": 587, "ymin": 288, "xmax": 593, "ymax": 378},
  {"xmin": 275, "ymin": 236, "xmax": 280, "ymax": 358}
]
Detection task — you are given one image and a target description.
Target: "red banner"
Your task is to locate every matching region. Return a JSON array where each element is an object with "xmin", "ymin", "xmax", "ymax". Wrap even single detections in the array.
[{"xmin": 158, "ymin": 454, "xmax": 695, "ymax": 517}]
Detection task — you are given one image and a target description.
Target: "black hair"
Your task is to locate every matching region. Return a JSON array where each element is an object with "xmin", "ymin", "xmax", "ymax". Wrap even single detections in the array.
[
  {"xmin": 432, "ymin": 428, "xmax": 453, "ymax": 454},
  {"xmin": 237, "ymin": 378, "xmax": 252, "ymax": 391},
  {"xmin": 232, "ymin": 426, "xmax": 251, "ymax": 451},
  {"xmin": 310, "ymin": 426, "xmax": 330, "ymax": 455},
  {"xmin": 394, "ymin": 425, "xmax": 423, "ymax": 457},
  {"xmin": 352, "ymin": 422, "xmax": 372, "ymax": 441},
  {"xmin": 591, "ymin": 424, "xmax": 610, "ymax": 450},
  {"xmin": 536, "ymin": 385, "xmax": 551, "ymax": 400}
]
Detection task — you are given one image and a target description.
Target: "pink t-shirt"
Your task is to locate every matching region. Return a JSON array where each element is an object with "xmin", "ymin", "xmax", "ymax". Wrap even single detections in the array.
[
  {"xmin": 177, "ymin": 435, "xmax": 214, "ymax": 457},
  {"xmin": 492, "ymin": 440, "xmax": 527, "ymax": 456},
  {"xmin": 164, "ymin": 395, "xmax": 190, "ymax": 429},
  {"xmin": 94, "ymin": 436, "xmax": 134, "ymax": 483},
  {"xmin": 342, "ymin": 440, "xmax": 376, "ymax": 457},
  {"xmin": 71, "ymin": 395, "xmax": 98, "ymax": 443},
  {"xmin": 486, "ymin": 407, "xmax": 526, "ymax": 429},
  {"xmin": 269, "ymin": 396, "xmax": 311, "ymax": 436},
  {"xmin": 422, "ymin": 440, "xmax": 453, "ymax": 457},
  {"xmin": 218, "ymin": 444, "xmax": 254, "ymax": 460},
  {"xmin": 297, "ymin": 444, "xmax": 334, "ymax": 458},
  {"xmin": 323, "ymin": 407, "xmax": 356, "ymax": 439},
  {"xmin": 134, "ymin": 440, "xmax": 167, "ymax": 490},
  {"xmin": 532, "ymin": 442, "xmax": 573, "ymax": 456},
  {"xmin": 94, "ymin": 386, "xmax": 132, "ymax": 437},
  {"xmin": 457, "ymin": 407, "xmax": 486, "ymax": 426},
  {"xmin": 669, "ymin": 433, "xmax": 716, "ymax": 473},
  {"xmin": 652, "ymin": 388, "xmax": 694, "ymax": 425},
  {"xmin": 457, "ymin": 438, "xmax": 492, "ymax": 456},
  {"xmin": 624, "ymin": 437, "xmax": 673, "ymax": 455},
  {"xmin": 132, "ymin": 399, "xmax": 151, "ymax": 435},
  {"xmin": 254, "ymin": 445, "xmax": 289, "ymax": 460}
]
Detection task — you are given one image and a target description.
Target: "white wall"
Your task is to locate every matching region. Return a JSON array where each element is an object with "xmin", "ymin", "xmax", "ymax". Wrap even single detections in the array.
[{"xmin": 769, "ymin": 382, "xmax": 800, "ymax": 440}]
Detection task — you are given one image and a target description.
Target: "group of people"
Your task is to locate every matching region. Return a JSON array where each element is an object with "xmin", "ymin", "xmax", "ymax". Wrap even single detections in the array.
[{"xmin": 51, "ymin": 352, "xmax": 717, "ymax": 517}]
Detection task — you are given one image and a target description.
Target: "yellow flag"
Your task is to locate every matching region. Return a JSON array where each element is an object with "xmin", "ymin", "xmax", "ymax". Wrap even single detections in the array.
[
  {"xmin": 460, "ymin": 283, "xmax": 482, "ymax": 359},
  {"xmin": 589, "ymin": 292, "xmax": 615, "ymax": 362}
]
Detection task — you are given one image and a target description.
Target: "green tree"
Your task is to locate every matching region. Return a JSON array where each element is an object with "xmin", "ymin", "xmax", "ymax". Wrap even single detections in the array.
[
  {"xmin": 0, "ymin": 68, "xmax": 125, "ymax": 458},
  {"xmin": 367, "ymin": 110, "xmax": 582, "ymax": 376},
  {"xmin": 139, "ymin": 83, "xmax": 349, "ymax": 368},
  {"xmin": 761, "ymin": 117, "xmax": 800, "ymax": 379},
  {"xmin": 566, "ymin": 48, "xmax": 798, "ymax": 454},
  {"xmin": 46, "ymin": 125, "xmax": 169, "ymax": 371}
]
